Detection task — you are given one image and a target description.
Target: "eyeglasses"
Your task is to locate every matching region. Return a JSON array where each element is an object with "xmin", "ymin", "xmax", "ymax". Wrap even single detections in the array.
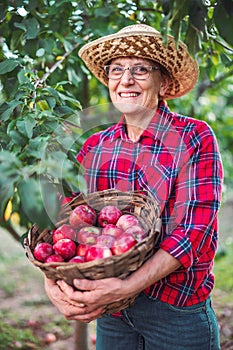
[{"xmin": 104, "ymin": 64, "xmax": 160, "ymax": 80}]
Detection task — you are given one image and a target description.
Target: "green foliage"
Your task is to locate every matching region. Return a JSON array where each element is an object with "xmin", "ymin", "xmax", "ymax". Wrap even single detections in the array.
[
  {"xmin": 0, "ymin": 0, "xmax": 233, "ymax": 238},
  {"xmin": 214, "ymin": 243, "xmax": 233, "ymax": 293},
  {"xmin": 0, "ymin": 311, "xmax": 41, "ymax": 350}
]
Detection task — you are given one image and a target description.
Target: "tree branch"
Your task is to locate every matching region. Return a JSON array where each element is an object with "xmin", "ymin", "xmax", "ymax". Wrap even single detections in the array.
[
  {"xmin": 35, "ymin": 42, "xmax": 80, "ymax": 88},
  {"xmin": 0, "ymin": 220, "xmax": 21, "ymax": 242},
  {"xmin": 196, "ymin": 67, "xmax": 233, "ymax": 98}
]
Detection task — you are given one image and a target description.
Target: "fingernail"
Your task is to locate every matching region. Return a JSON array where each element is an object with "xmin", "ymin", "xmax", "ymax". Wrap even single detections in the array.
[{"xmin": 74, "ymin": 279, "xmax": 81, "ymax": 286}]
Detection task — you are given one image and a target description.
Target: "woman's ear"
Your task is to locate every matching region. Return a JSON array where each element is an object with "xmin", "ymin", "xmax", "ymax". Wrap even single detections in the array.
[{"xmin": 159, "ymin": 76, "xmax": 170, "ymax": 97}]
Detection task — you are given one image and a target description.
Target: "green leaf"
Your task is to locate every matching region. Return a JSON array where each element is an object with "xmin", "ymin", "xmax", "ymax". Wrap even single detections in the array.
[
  {"xmin": 18, "ymin": 178, "xmax": 59, "ymax": 230},
  {"xmin": 0, "ymin": 182, "xmax": 15, "ymax": 218},
  {"xmin": 185, "ymin": 22, "xmax": 202, "ymax": 56},
  {"xmin": 8, "ymin": 130, "xmax": 27, "ymax": 147},
  {"xmin": 189, "ymin": 0, "xmax": 207, "ymax": 32},
  {"xmin": 16, "ymin": 116, "xmax": 36, "ymax": 139},
  {"xmin": 26, "ymin": 137, "xmax": 49, "ymax": 159},
  {"xmin": 214, "ymin": 2, "xmax": 233, "ymax": 46},
  {"xmin": 57, "ymin": 91, "xmax": 82, "ymax": 109},
  {"xmin": 0, "ymin": 101, "xmax": 23, "ymax": 121},
  {"xmin": 17, "ymin": 69, "xmax": 35, "ymax": 85},
  {"xmin": 0, "ymin": 59, "xmax": 20, "ymax": 75},
  {"xmin": 94, "ymin": 7, "xmax": 113, "ymax": 17},
  {"xmin": 15, "ymin": 17, "xmax": 40, "ymax": 40},
  {"xmin": 25, "ymin": 17, "xmax": 40, "ymax": 40},
  {"xmin": 162, "ymin": 0, "xmax": 171, "ymax": 16}
]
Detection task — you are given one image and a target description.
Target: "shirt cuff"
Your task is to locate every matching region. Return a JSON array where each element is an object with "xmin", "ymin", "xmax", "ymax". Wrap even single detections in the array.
[{"xmin": 160, "ymin": 234, "xmax": 195, "ymax": 269}]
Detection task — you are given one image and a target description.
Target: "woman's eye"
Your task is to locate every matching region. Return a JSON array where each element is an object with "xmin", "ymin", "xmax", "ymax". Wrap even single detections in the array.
[
  {"xmin": 135, "ymin": 66, "xmax": 148, "ymax": 73},
  {"xmin": 111, "ymin": 66, "xmax": 123, "ymax": 73}
]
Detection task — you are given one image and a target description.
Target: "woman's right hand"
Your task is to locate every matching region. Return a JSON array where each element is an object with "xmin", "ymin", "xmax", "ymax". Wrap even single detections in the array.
[{"xmin": 44, "ymin": 276, "xmax": 105, "ymax": 323}]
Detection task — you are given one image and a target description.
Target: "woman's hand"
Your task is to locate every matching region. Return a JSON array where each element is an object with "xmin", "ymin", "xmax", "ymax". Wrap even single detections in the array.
[
  {"xmin": 44, "ymin": 249, "xmax": 181, "ymax": 323},
  {"xmin": 44, "ymin": 277, "xmax": 105, "ymax": 323}
]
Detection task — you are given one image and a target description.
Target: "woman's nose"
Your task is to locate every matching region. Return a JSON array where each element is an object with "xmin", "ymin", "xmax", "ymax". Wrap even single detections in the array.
[{"xmin": 120, "ymin": 69, "xmax": 135, "ymax": 84}]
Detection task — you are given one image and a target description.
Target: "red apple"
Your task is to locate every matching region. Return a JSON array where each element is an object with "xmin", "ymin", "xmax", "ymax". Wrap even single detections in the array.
[
  {"xmin": 44, "ymin": 333, "xmax": 57, "ymax": 344},
  {"xmin": 61, "ymin": 197, "xmax": 73, "ymax": 206},
  {"xmin": 77, "ymin": 231, "xmax": 98, "ymax": 245},
  {"xmin": 116, "ymin": 214, "xmax": 139, "ymax": 231},
  {"xmin": 45, "ymin": 254, "xmax": 64, "ymax": 263},
  {"xmin": 76, "ymin": 244, "xmax": 89, "ymax": 257},
  {"xmin": 53, "ymin": 238, "xmax": 76, "ymax": 260},
  {"xmin": 84, "ymin": 245, "xmax": 112, "ymax": 262},
  {"xmin": 68, "ymin": 255, "xmax": 85, "ymax": 263},
  {"xmin": 96, "ymin": 234, "xmax": 116, "ymax": 248},
  {"xmin": 33, "ymin": 242, "xmax": 54, "ymax": 262},
  {"xmin": 77, "ymin": 225, "xmax": 101, "ymax": 243},
  {"xmin": 98, "ymin": 205, "xmax": 122, "ymax": 227},
  {"xmin": 52, "ymin": 224, "xmax": 77, "ymax": 243},
  {"xmin": 124, "ymin": 225, "xmax": 147, "ymax": 242},
  {"xmin": 111, "ymin": 233, "xmax": 137, "ymax": 255},
  {"xmin": 102, "ymin": 224, "xmax": 123, "ymax": 238},
  {"xmin": 69, "ymin": 204, "xmax": 97, "ymax": 228}
]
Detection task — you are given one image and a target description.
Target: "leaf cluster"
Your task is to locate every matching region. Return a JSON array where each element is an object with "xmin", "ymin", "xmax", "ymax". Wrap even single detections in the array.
[{"xmin": 0, "ymin": 0, "xmax": 232, "ymax": 238}]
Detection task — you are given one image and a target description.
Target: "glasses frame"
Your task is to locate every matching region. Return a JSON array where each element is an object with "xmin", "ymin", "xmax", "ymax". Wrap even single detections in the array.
[{"xmin": 104, "ymin": 64, "xmax": 160, "ymax": 81}]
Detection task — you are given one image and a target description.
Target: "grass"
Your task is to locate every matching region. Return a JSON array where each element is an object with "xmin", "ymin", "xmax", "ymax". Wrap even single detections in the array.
[
  {"xmin": 0, "ymin": 309, "xmax": 74, "ymax": 350},
  {"xmin": 0, "ymin": 310, "xmax": 41, "ymax": 350},
  {"xmin": 214, "ymin": 241, "xmax": 233, "ymax": 305}
]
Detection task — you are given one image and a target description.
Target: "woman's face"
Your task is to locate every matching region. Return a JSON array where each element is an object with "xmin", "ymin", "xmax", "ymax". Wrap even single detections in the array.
[{"xmin": 107, "ymin": 57, "xmax": 168, "ymax": 117}]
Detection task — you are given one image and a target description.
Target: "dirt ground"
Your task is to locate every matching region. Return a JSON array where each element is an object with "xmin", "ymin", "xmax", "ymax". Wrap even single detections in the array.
[{"xmin": 0, "ymin": 200, "xmax": 233, "ymax": 350}]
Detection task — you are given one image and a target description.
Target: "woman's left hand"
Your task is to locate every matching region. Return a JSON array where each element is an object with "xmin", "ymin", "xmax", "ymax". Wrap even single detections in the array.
[{"xmin": 56, "ymin": 277, "xmax": 126, "ymax": 318}]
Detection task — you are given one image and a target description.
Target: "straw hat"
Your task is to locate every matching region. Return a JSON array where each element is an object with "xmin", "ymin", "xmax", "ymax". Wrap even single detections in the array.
[{"xmin": 78, "ymin": 24, "xmax": 199, "ymax": 99}]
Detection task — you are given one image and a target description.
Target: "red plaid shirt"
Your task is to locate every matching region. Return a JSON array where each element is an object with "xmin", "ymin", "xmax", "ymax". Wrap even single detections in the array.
[{"xmin": 76, "ymin": 101, "xmax": 223, "ymax": 306}]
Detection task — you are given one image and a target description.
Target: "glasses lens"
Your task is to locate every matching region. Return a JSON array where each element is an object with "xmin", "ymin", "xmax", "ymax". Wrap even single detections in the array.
[
  {"xmin": 132, "ymin": 66, "xmax": 150, "ymax": 79},
  {"xmin": 105, "ymin": 65, "xmax": 124, "ymax": 79},
  {"xmin": 104, "ymin": 65, "xmax": 157, "ymax": 80}
]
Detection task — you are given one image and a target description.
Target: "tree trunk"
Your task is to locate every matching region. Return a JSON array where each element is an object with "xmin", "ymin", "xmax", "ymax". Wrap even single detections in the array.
[{"xmin": 74, "ymin": 321, "xmax": 89, "ymax": 350}]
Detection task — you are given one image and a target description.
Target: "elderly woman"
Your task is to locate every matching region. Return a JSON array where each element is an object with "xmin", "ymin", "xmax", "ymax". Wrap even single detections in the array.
[{"xmin": 44, "ymin": 24, "xmax": 223, "ymax": 350}]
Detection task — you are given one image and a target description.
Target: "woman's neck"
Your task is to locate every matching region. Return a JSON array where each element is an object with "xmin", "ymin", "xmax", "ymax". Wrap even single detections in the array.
[{"xmin": 124, "ymin": 108, "xmax": 156, "ymax": 142}]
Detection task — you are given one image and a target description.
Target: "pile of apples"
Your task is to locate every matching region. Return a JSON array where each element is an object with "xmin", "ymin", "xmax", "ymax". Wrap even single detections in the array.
[{"xmin": 33, "ymin": 204, "xmax": 147, "ymax": 265}]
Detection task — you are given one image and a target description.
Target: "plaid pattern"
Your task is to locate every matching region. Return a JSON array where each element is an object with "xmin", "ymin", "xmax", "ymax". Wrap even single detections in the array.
[{"xmin": 76, "ymin": 101, "xmax": 223, "ymax": 306}]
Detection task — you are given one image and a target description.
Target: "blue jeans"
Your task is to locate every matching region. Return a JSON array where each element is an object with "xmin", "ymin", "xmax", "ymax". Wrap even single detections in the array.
[{"xmin": 96, "ymin": 293, "xmax": 220, "ymax": 350}]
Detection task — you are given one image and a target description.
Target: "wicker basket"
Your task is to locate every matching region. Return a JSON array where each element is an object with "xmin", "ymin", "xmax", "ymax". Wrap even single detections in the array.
[{"xmin": 24, "ymin": 189, "xmax": 161, "ymax": 314}]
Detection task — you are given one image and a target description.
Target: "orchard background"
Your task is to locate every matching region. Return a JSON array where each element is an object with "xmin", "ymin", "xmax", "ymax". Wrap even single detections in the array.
[{"xmin": 0, "ymin": 1, "xmax": 233, "ymax": 349}]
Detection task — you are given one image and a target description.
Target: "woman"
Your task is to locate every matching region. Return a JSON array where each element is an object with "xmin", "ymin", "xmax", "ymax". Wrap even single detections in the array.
[{"xmin": 44, "ymin": 24, "xmax": 223, "ymax": 349}]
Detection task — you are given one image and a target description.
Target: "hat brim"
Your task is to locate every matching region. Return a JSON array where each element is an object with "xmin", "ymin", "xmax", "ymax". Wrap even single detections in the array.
[{"xmin": 78, "ymin": 28, "xmax": 199, "ymax": 99}]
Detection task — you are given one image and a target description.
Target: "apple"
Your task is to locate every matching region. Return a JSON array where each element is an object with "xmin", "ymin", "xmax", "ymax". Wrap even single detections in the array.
[
  {"xmin": 84, "ymin": 245, "xmax": 112, "ymax": 262},
  {"xmin": 76, "ymin": 244, "xmax": 89, "ymax": 257},
  {"xmin": 68, "ymin": 255, "xmax": 85, "ymax": 263},
  {"xmin": 61, "ymin": 197, "xmax": 73, "ymax": 206},
  {"xmin": 69, "ymin": 204, "xmax": 97, "ymax": 228},
  {"xmin": 96, "ymin": 234, "xmax": 116, "ymax": 248},
  {"xmin": 44, "ymin": 333, "xmax": 57, "ymax": 344},
  {"xmin": 79, "ymin": 225, "xmax": 101, "ymax": 235},
  {"xmin": 124, "ymin": 225, "xmax": 147, "ymax": 242},
  {"xmin": 98, "ymin": 205, "xmax": 122, "ymax": 227},
  {"xmin": 116, "ymin": 214, "xmax": 139, "ymax": 231},
  {"xmin": 77, "ymin": 231, "xmax": 98, "ymax": 245},
  {"xmin": 45, "ymin": 254, "xmax": 65, "ymax": 264},
  {"xmin": 53, "ymin": 238, "xmax": 76, "ymax": 260},
  {"xmin": 111, "ymin": 233, "xmax": 137, "ymax": 255},
  {"xmin": 102, "ymin": 224, "xmax": 123, "ymax": 238},
  {"xmin": 33, "ymin": 242, "xmax": 54, "ymax": 262},
  {"xmin": 52, "ymin": 224, "xmax": 77, "ymax": 243}
]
